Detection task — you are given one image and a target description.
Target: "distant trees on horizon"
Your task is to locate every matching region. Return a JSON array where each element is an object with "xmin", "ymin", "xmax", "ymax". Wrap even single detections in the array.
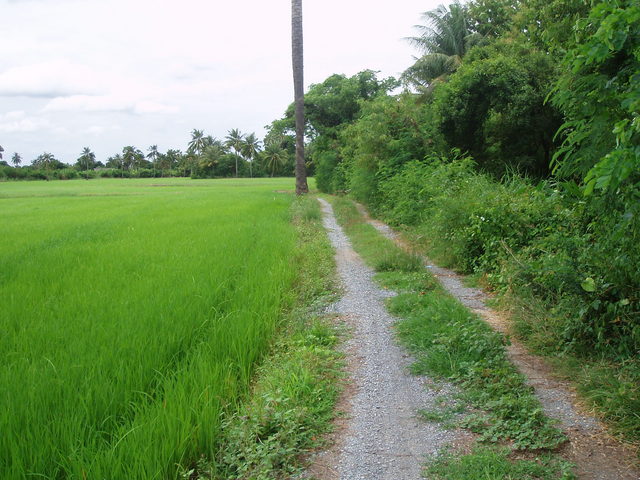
[{"xmin": 0, "ymin": 127, "xmax": 298, "ymax": 181}]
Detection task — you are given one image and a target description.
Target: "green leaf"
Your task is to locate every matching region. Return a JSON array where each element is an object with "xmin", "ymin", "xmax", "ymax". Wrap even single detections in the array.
[{"xmin": 581, "ymin": 277, "xmax": 597, "ymax": 292}]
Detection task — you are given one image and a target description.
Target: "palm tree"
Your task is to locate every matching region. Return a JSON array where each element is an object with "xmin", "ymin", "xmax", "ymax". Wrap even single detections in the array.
[
  {"xmin": 34, "ymin": 152, "xmax": 55, "ymax": 180},
  {"xmin": 147, "ymin": 145, "xmax": 160, "ymax": 177},
  {"xmin": 242, "ymin": 133, "xmax": 261, "ymax": 178},
  {"xmin": 225, "ymin": 128, "xmax": 245, "ymax": 177},
  {"xmin": 164, "ymin": 149, "xmax": 182, "ymax": 172},
  {"xmin": 0, "ymin": 145, "xmax": 4, "ymax": 161},
  {"xmin": 187, "ymin": 129, "xmax": 206, "ymax": 157},
  {"xmin": 402, "ymin": 1, "xmax": 479, "ymax": 91},
  {"xmin": 11, "ymin": 152, "xmax": 22, "ymax": 167},
  {"xmin": 78, "ymin": 147, "xmax": 96, "ymax": 173},
  {"xmin": 122, "ymin": 146, "xmax": 144, "ymax": 172},
  {"xmin": 263, "ymin": 144, "xmax": 287, "ymax": 177},
  {"xmin": 292, "ymin": 0, "xmax": 309, "ymax": 194}
]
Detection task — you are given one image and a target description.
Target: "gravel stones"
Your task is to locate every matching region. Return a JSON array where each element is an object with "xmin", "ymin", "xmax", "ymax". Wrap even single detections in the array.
[{"xmin": 316, "ymin": 199, "xmax": 459, "ymax": 480}]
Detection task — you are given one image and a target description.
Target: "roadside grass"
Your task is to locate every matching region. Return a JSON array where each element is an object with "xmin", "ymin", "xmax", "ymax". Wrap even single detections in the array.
[
  {"xmin": 329, "ymin": 196, "xmax": 571, "ymax": 477},
  {"xmin": 183, "ymin": 195, "xmax": 343, "ymax": 479},
  {"xmin": 504, "ymin": 293, "xmax": 640, "ymax": 446},
  {"xmin": 0, "ymin": 179, "xmax": 339, "ymax": 478},
  {"xmin": 427, "ymin": 446, "xmax": 574, "ymax": 480}
]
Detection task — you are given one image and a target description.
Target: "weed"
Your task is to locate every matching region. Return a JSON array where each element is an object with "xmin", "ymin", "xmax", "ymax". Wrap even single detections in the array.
[{"xmin": 426, "ymin": 446, "xmax": 575, "ymax": 479}]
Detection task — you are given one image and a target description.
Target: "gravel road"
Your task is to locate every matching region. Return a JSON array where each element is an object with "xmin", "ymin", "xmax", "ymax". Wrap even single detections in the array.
[{"xmin": 312, "ymin": 198, "xmax": 461, "ymax": 480}]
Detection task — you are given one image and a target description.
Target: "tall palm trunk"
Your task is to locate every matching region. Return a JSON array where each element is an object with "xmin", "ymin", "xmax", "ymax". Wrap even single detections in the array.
[{"xmin": 292, "ymin": 0, "xmax": 308, "ymax": 194}]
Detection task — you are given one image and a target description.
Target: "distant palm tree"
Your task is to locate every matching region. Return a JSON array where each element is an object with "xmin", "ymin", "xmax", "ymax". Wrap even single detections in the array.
[
  {"xmin": 34, "ymin": 152, "xmax": 55, "ymax": 180},
  {"xmin": 0, "ymin": 145, "xmax": 4, "ymax": 160},
  {"xmin": 11, "ymin": 152, "xmax": 22, "ymax": 167},
  {"xmin": 402, "ymin": 1, "xmax": 479, "ymax": 91},
  {"xmin": 187, "ymin": 129, "xmax": 206, "ymax": 157},
  {"xmin": 225, "ymin": 128, "xmax": 245, "ymax": 177},
  {"xmin": 78, "ymin": 147, "xmax": 96, "ymax": 173},
  {"xmin": 242, "ymin": 133, "xmax": 261, "ymax": 178},
  {"xmin": 147, "ymin": 145, "xmax": 160, "ymax": 176},
  {"xmin": 164, "ymin": 149, "xmax": 182, "ymax": 171},
  {"xmin": 263, "ymin": 144, "xmax": 287, "ymax": 177},
  {"xmin": 122, "ymin": 146, "xmax": 144, "ymax": 172},
  {"xmin": 292, "ymin": 0, "xmax": 308, "ymax": 194}
]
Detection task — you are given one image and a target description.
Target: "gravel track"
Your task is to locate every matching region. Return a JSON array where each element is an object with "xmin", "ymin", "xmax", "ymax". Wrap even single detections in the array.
[{"xmin": 312, "ymin": 198, "xmax": 461, "ymax": 480}]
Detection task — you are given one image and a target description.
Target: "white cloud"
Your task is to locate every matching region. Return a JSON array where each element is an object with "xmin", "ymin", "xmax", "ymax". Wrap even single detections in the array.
[
  {"xmin": 134, "ymin": 101, "xmax": 179, "ymax": 115},
  {"xmin": 42, "ymin": 95, "xmax": 177, "ymax": 115},
  {"xmin": 0, "ymin": 61, "xmax": 107, "ymax": 98},
  {"xmin": 0, "ymin": 110, "xmax": 51, "ymax": 133},
  {"xmin": 82, "ymin": 125, "xmax": 122, "ymax": 135}
]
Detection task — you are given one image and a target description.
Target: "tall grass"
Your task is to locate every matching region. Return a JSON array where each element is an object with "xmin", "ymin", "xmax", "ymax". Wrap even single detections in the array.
[{"xmin": 0, "ymin": 178, "xmax": 304, "ymax": 478}]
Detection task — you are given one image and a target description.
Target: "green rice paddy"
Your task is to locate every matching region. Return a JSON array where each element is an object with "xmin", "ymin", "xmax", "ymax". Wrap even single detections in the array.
[{"xmin": 0, "ymin": 178, "xmax": 304, "ymax": 479}]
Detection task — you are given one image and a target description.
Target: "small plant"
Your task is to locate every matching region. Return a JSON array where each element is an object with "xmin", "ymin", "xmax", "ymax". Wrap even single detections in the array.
[{"xmin": 426, "ymin": 446, "xmax": 575, "ymax": 480}]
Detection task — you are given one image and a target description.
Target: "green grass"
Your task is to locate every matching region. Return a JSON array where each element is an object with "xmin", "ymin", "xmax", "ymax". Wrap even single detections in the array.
[
  {"xmin": 181, "ymin": 195, "xmax": 343, "ymax": 479},
  {"xmin": 0, "ymin": 178, "xmax": 324, "ymax": 479},
  {"xmin": 427, "ymin": 447, "xmax": 574, "ymax": 480}
]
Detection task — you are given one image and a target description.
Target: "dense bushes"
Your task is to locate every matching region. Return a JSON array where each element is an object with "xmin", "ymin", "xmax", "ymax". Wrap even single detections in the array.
[{"xmin": 372, "ymin": 158, "xmax": 640, "ymax": 357}]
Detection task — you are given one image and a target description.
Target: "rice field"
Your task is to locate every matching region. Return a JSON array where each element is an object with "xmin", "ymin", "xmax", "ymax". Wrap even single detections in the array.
[{"xmin": 0, "ymin": 178, "xmax": 303, "ymax": 479}]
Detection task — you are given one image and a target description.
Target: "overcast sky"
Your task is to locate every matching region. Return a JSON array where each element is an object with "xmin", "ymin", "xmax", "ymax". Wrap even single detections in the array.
[{"xmin": 0, "ymin": 0, "xmax": 440, "ymax": 164}]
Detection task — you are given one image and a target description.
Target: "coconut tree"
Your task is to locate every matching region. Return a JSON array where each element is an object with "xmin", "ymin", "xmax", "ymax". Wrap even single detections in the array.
[
  {"xmin": 402, "ymin": 1, "xmax": 480, "ymax": 91},
  {"xmin": 34, "ymin": 152, "xmax": 55, "ymax": 180},
  {"xmin": 122, "ymin": 146, "xmax": 144, "ymax": 172},
  {"xmin": 242, "ymin": 133, "xmax": 261, "ymax": 178},
  {"xmin": 225, "ymin": 128, "xmax": 245, "ymax": 177},
  {"xmin": 0, "ymin": 145, "xmax": 4, "ymax": 160},
  {"xmin": 11, "ymin": 152, "xmax": 22, "ymax": 167},
  {"xmin": 263, "ymin": 144, "xmax": 287, "ymax": 177},
  {"xmin": 187, "ymin": 129, "xmax": 206, "ymax": 157},
  {"xmin": 77, "ymin": 147, "xmax": 96, "ymax": 173},
  {"xmin": 147, "ymin": 145, "xmax": 160, "ymax": 177},
  {"xmin": 292, "ymin": 0, "xmax": 309, "ymax": 194}
]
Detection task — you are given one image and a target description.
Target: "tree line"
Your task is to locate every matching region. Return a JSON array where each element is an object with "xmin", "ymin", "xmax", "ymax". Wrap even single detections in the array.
[{"xmin": 0, "ymin": 127, "xmax": 298, "ymax": 181}]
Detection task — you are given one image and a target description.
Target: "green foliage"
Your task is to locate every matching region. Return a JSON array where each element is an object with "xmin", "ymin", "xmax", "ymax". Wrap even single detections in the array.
[
  {"xmin": 403, "ymin": 1, "xmax": 479, "ymax": 89},
  {"xmin": 514, "ymin": 0, "xmax": 590, "ymax": 51},
  {"xmin": 551, "ymin": 0, "xmax": 640, "ymax": 194},
  {"xmin": 302, "ymin": 70, "xmax": 398, "ymax": 138},
  {"xmin": 339, "ymin": 93, "xmax": 440, "ymax": 204},
  {"xmin": 467, "ymin": 0, "xmax": 519, "ymax": 38},
  {"xmin": 432, "ymin": 41, "xmax": 562, "ymax": 177},
  {"xmin": 284, "ymin": 71, "xmax": 397, "ymax": 193}
]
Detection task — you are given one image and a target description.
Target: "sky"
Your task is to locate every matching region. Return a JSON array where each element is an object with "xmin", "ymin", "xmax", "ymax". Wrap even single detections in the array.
[{"xmin": 0, "ymin": 0, "xmax": 440, "ymax": 164}]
